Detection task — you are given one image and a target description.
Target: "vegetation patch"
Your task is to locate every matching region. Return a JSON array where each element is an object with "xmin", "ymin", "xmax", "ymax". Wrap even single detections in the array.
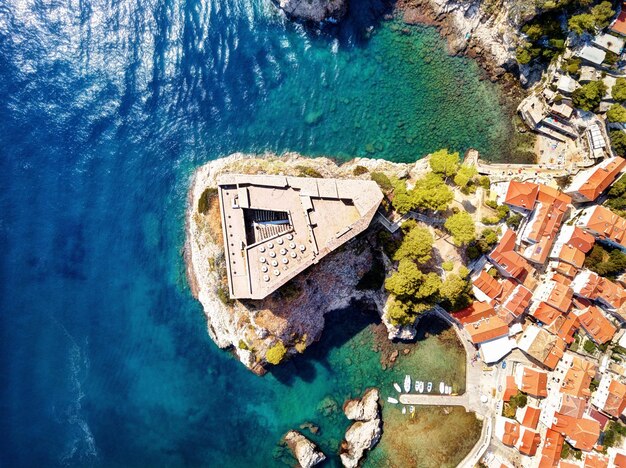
[
  {"xmin": 266, "ymin": 341, "xmax": 287, "ymax": 365},
  {"xmin": 198, "ymin": 187, "xmax": 218, "ymax": 214}
]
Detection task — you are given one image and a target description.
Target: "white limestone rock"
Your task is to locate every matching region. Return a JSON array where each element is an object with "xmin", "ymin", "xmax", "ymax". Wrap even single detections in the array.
[
  {"xmin": 284, "ymin": 430, "xmax": 326, "ymax": 468},
  {"xmin": 276, "ymin": 0, "xmax": 347, "ymax": 23},
  {"xmin": 340, "ymin": 388, "xmax": 382, "ymax": 468}
]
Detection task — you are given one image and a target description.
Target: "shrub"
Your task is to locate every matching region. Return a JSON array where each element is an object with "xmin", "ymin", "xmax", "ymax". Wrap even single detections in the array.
[
  {"xmin": 370, "ymin": 172, "xmax": 393, "ymax": 192},
  {"xmin": 458, "ymin": 266, "xmax": 470, "ymax": 278},
  {"xmin": 217, "ymin": 286, "xmax": 233, "ymax": 305},
  {"xmin": 353, "ymin": 165, "xmax": 369, "ymax": 176},
  {"xmin": 565, "ymin": 57, "xmax": 581, "ymax": 76},
  {"xmin": 445, "ymin": 212, "xmax": 476, "ymax": 246},
  {"xmin": 296, "ymin": 166, "xmax": 323, "ymax": 178},
  {"xmin": 394, "ymin": 225, "xmax": 434, "ymax": 263},
  {"xmin": 478, "ymin": 176, "xmax": 491, "ymax": 190},
  {"xmin": 442, "ymin": 261, "xmax": 454, "ymax": 271},
  {"xmin": 507, "ymin": 213, "xmax": 523, "ymax": 230},
  {"xmin": 198, "ymin": 187, "xmax": 218, "ymax": 214},
  {"xmin": 238, "ymin": 340, "xmax": 249, "ymax": 350},
  {"xmin": 583, "ymin": 339, "xmax": 597, "ymax": 354},
  {"xmin": 266, "ymin": 341, "xmax": 287, "ymax": 365}
]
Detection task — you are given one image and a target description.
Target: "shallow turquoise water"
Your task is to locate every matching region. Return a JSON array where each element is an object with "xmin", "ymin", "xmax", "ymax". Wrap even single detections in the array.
[{"xmin": 1, "ymin": 0, "xmax": 503, "ymax": 465}]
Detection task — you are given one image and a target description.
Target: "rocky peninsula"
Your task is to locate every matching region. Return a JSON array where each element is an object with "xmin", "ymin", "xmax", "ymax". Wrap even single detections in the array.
[
  {"xmin": 185, "ymin": 152, "xmax": 432, "ymax": 374},
  {"xmin": 340, "ymin": 388, "xmax": 382, "ymax": 468},
  {"xmin": 283, "ymin": 430, "xmax": 326, "ymax": 468}
]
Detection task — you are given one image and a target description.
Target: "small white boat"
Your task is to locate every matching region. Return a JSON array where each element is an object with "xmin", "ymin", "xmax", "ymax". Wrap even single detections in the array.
[
  {"xmin": 409, "ymin": 405, "xmax": 415, "ymax": 414},
  {"xmin": 439, "ymin": 382, "xmax": 445, "ymax": 394},
  {"xmin": 414, "ymin": 380, "xmax": 419, "ymax": 392},
  {"xmin": 404, "ymin": 375, "xmax": 411, "ymax": 393},
  {"xmin": 402, "ymin": 406, "xmax": 407, "ymax": 414},
  {"xmin": 446, "ymin": 386, "xmax": 452, "ymax": 394},
  {"xmin": 417, "ymin": 381, "xmax": 424, "ymax": 393},
  {"xmin": 427, "ymin": 382, "xmax": 433, "ymax": 392},
  {"xmin": 387, "ymin": 397, "xmax": 399, "ymax": 404},
  {"xmin": 394, "ymin": 382, "xmax": 402, "ymax": 393}
]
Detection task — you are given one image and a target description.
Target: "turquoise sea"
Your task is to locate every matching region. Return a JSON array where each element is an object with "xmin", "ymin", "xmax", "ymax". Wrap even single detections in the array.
[{"xmin": 1, "ymin": 0, "xmax": 510, "ymax": 465}]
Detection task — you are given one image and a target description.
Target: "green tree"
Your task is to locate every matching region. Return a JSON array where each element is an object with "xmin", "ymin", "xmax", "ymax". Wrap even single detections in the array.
[
  {"xmin": 610, "ymin": 130, "xmax": 626, "ymax": 156},
  {"xmin": 454, "ymin": 165, "xmax": 478, "ymax": 188},
  {"xmin": 506, "ymin": 213, "xmax": 523, "ymax": 230},
  {"xmin": 439, "ymin": 274, "xmax": 470, "ymax": 310},
  {"xmin": 429, "ymin": 149, "xmax": 460, "ymax": 177},
  {"xmin": 416, "ymin": 272, "xmax": 442, "ymax": 299},
  {"xmin": 568, "ymin": 13, "xmax": 596, "ymax": 35},
  {"xmin": 445, "ymin": 212, "xmax": 476, "ymax": 246},
  {"xmin": 607, "ymin": 103, "xmax": 626, "ymax": 123},
  {"xmin": 266, "ymin": 341, "xmax": 287, "ymax": 365},
  {"xmin": 516, "ymin": 46, "xmax": 533, "ymax": 65},
  {"xmin": 591, "ymin": 1, "xmax": 615, "ymax": 29},
  {"xmin": 412, "ymin": 173, "xmax": 453, "ymax": 212},
  {"xmin": 386, "ymin": 298, "xmax": 431, "ymax": 326},
  {"xmin": 391, "ymin": 179, "xmax": 415, "ymax": 214},
  {"xmin": 613, "ymin": 78, "xmax": 626, "ymax": 102},
  {"xmin": 394, "ymin": 225, "xmax": 434, "ymax": 263},
  {"xmin": 572, "ymin": 80, "xmax": 607, "ymax": 112},
  {"xmin": 385, "ymin": 259, "xmax": 424, "ymax": 297}
]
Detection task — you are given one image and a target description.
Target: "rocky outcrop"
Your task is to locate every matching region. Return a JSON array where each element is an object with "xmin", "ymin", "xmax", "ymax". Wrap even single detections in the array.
[
  {"xmin": 283, "ymin": 430, "xmax": 326, "ymax": 468},
  {"xmin": 340, "ymin": 388, "xmax": 382, "ymax": 468},
  {"xmin": 185, "ymin": 153, "xmax": 426, "ymax": 373},
  {"xmin": 397, "ymin": 0, "xmax": 538, "ymax": 85},
  {"xmin": 275, "ymin": 0, "xmax": 347, "ymax": 23}
]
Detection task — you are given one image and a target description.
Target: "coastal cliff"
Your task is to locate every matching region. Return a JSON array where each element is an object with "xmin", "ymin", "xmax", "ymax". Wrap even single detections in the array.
[{"xmin": 185, "ymin": 153, "xmax": 427, "ymax": 374}]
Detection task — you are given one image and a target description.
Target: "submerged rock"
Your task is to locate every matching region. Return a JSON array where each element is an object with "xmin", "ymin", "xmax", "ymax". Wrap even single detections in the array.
[
  {"xmin": 283, "ymin": 430, "xmax": 326, "ymax": 468},
  {"xmin": 275, "ymin": 0, "xmax": 347, "ymax": 23},
  {"xmin": 340, "ymin": 388, "xmax": 381, "ymax": 468}
]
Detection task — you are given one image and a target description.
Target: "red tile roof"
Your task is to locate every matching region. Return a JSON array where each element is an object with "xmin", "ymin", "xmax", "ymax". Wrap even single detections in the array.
[
  {"xmin": 580, "ymin": 205, "xmax": 626, "ymax": 249},
  {"xmin": 505, "ymin": 181, "xmax": 539, "ymax": 210},
  {"xmin": 518, "ymin": 366, "xmax": 548, "ymax": 398},
  {"xmin": 473, "ymin": 270, "xmax": 503, "ymax": 301},
  {"xmin": 551, "ymin": 414, "xmax": 600, "ymax": 451},
  {"xmin": 604, "ymin": 379, "xmax": 626, "ymax": 418},
  {"xmin": 571, "ymin": 157, "xmax": 626, "ymax": 202},
  {"xmin": 499, "ymin": 284, "xmax": 532, "ymax": 323},
  {"xmin": 539, "ymin": 429, "xmax": 564, "ymax": 467},
  {"xmin": 519, "ymin": 405, "xmax": 541, "ymax": 430},
  {"xmin": 576, "ymin": 305, "xmax": 617, "ymax": 345},
  {"xmin": 489, "ymin": 230, "xmax": 531, "ymax": 281},
  {"xmin": 503, "ymin": 375, "xmax": 518, "ymax": 402},
  {"xmin": 517, "ymin": 427, "xmax": 541, "ymax": 456},
  {"xmin": 611, "ymin": 8, "xmax": 626, "ymax": 36}
]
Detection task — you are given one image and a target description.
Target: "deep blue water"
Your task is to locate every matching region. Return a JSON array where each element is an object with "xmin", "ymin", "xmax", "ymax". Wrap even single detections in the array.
[{"xmin": 0, "ymin": 0, "xmax": 510, "ymax": 466}]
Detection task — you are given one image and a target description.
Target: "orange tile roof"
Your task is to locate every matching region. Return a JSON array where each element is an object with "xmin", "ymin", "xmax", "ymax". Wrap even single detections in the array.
[
  {"xmin": 546, "ymin": 281, "xmax": 574, "ymax": 314},
  {"xmin": 568, "ymin": 227, "xmax": 596, "ymax": 253},
  {"xmin": 572, "ymin": 157, "xmax": 626, "ymax": 202},
  {"xmin": 473, "ymin": 270, "xmax": 503, "ymax": 301},
  {"xmin": 463, "ymin": 314, "xmax": 509, "ymax": 344},
  {"xmin": 453, "ymin": 301, "xmax": 496, "ymax": 325},
  {"xmin": 615, "ymin": 452, "xmax": 626, "ymax": 468},
  {"xmin": 576, "ymin": 305, "xmax": 617, "ymax": 345},
  {"xmin": 580, "ymin": 205, "xmax": 626, "ymax": 249},
  {"xmin": 500, "ymin": 285, "xmax": 532, "ymax": 323},
  {"xmin": 540, "ymin": 429, "xmax": 564, "ymax": 467},
  {"xmin": 611, "ymin": 8, "xmax": 626, "ymax": 36},
  {"xmin": 551, "ymin": 414, "xmax": 600, "ymax": 451},
  {"xmin": 517, "ymin": 427, "xmax": 542, "ymax": 456},
  {"xmin": 560, "ymin": 461, "xmax": 580, "ymax": 468},
  {"xmin": 561, "ymin": 356, "xmax": 596, "ymax": 399},
  {"xmin": 557, "ymin": 313, "xmax": 580, "ymax": 345},
  {"xmin": 544, "ymin": 337, "xmax": 567, "ymax": 370},
  {"xmin": 489, "ymin": 230, "xmax": 532, "ymax": 281},
  {"xmin": 519, "ymin": 405, "xmax": 541, "ymax": 430},
  {"xmin": 575, "ymin": 270, "xmax": 626, "ymax": 311},
  {"xmin": 584, "ymin": 452, "xmax": 609, "ymax": 468},
  {"xmin": 503, "ymin": 375, "xmax": 518, "ymax": 402},
  {"xmin": 559, "ymin": 244, "xmax": 586, "ymax": 269},
  {"xmin": 519, "ymin": 366, "xmax": 548, "ymax": 398},
  {"xmin": 603, "ymin": 379, "xmax": 626, "ymax": 418},
  {"xmin": 505, "ymin": 180, "xmax": 539, "ymax": 210},
  {"xmin": 537, "ymin": 185, "xmax": 572, "ymax": 206},
  {"xmin": 532, "ymin": 301, "xmax": 563, "ymax": 327},
  {"xmin": 560, "ymin": 394, "xmax": 587, "ymax": 419},
  {"xmin": 502, "ymin": 419, "xmax": 521, "ymax": 446},
  {"xmin": 554, "ymin": 261, "xmax": 579, "ymax": 279}
]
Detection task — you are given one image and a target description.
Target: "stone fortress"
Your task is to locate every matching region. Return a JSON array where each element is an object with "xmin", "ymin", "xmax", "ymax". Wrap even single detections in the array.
[{"xmin": 217, "ymin": 174, "xmax": 383, "ymax": 299}]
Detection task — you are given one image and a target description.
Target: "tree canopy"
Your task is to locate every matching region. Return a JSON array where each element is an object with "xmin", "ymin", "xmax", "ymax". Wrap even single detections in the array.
[
  {"xmin": 454, "ymin": 165, "xmax": 478, "ymax": 188},
  {"xmin": 429, "ymin": 149, "xmax": 460, "ymax": 177},
  {"xmin": 607, "ymin": 104, "xmax": 626, "ymax": 123},
  {"xmin": 613, "ymin": 78, "xmax": 626, "ymax": 102},
  {"xmin": 393, "ymin": 224, "xmax": 434, "ymax": 264},
  {"xmin": 385, "ymin": 259, "xmax": 424, "ymax": 297},
  {"xmin": 439, "ymin": 274, "xmax": 471, "ymax": 311},
  {"xmin": 266, "ymin": 341, "xmax": 287, "ymax": 365},
  {"xmin": 413, "ymin": 173, "xmax": 453, "ymax": 212},
  {"xmin": 572, "ymin": 80, "xmax": 607, "ymax": 112},
  {"xmin": 444, "ymin": 212, "xmax": 477, "ymax": 246},
  {"xmin": 568, "ymin": 1, "xmax": 615, "ymax": 34},
  {"xmin": 610, "ymin": 130, "xmax": 626, "ymax": 156}
]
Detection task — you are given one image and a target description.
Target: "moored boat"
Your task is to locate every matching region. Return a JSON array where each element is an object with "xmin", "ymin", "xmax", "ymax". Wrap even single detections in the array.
[
  {"xmin": 394, "ymin": 382, "xmax": 402, "ymax": 393},
  {"xmin": 404, "ymin": 375, "xmax": 411, "ymax": 393},
  {"xmin": 387, "ymin": 397, "xmax": 399, "ymax": 404},
  {"xmin": 402, "ymin": 406, "xmax": 406, "ymax": 414},
  {"xmin": 427, "ymin": 381, "xmax": 433, "ymax": 392},
  {"xmin": 439, "ymin": 382, "xmax": 445, "ymax": 393}
]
